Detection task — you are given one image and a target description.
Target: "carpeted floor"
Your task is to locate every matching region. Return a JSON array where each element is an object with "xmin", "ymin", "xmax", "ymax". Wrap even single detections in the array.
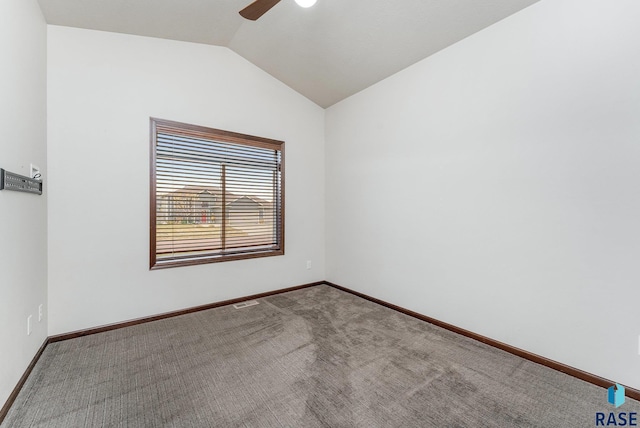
[{"xmin": 2, "ymin": 285, "xmax": 637, "ymax": 427}]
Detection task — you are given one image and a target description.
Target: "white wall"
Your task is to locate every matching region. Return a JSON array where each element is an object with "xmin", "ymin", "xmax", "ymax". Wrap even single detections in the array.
[
  {"xmin": 326, "ymin": 0, "xmax": 640, "ymax": 389},
  {"xmin": 0, "ymin": 0, "xmax": 48, "ymax": 407},
  {"xmin": 47, "ymin": 27, "xmax": 325, "ymax": 335}
]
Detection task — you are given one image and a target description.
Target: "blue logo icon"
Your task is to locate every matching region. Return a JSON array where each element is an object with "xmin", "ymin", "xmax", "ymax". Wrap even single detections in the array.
[{"xmin": 608, "ymin": 383, "xmax": 625, "ymax": 408}]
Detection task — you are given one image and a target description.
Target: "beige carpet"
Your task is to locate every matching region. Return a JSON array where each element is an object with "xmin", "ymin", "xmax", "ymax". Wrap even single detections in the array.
[{"xmin": 2, "ymin": 285, "xmax": 637, "ymax": 427}]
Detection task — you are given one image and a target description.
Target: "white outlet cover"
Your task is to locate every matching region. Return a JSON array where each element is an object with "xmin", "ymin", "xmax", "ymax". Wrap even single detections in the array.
[{"xmin": 27, "ymin": 315, "xmax": 32, "ymax": 335}]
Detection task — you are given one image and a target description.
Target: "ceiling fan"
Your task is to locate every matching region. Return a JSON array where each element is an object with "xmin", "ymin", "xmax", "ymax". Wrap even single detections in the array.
[{"xmin": 239, "ymin": 0, "xmax": 317, "ymax": 21}]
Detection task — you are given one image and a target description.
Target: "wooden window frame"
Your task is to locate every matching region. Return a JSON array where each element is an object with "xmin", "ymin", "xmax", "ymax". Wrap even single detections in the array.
[{"xmin": 150, "ymin": 118, "xmax": 285, "ymax": 270}]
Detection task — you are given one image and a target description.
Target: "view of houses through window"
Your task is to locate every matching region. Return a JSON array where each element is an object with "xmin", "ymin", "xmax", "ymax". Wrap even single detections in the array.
[{"xmin": 151, "ymin": 119, "xmax": 284, "ymax": 268}]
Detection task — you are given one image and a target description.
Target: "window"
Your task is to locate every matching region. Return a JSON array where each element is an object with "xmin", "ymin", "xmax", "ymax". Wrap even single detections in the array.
[{"xmin": 150, "ymin": 118, "xmax": 284, "ymax": 269}]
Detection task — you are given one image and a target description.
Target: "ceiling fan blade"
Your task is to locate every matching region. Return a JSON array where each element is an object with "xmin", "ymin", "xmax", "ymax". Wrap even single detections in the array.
[{"xmin": 239, "ymin": 0, "xmax": 281, "ymax": 20}]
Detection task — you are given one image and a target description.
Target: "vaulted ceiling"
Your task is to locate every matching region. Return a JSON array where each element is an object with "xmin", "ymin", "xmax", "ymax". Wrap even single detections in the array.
[{"xmin": 37, "ymin": 0, "xmax": 540, "ymax": 108}]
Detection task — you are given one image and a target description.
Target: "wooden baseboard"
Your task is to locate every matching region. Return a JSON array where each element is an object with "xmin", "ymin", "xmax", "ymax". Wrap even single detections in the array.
[
  {"xmin": 324, "ymin": 281, "xmax": 640, "ymax": 402},
  {"xmin": 0, "ymin": 338, "xmax": 49, "ymax": 424},
  {"xmin": 49, "ymin": 281, "xmax": 324, "ymax": 343}
]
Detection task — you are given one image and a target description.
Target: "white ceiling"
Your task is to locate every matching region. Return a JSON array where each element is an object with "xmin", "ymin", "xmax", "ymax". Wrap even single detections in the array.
[{"xmin": 37, "ymin": 0, "xmax": 540, "ymax": 108}]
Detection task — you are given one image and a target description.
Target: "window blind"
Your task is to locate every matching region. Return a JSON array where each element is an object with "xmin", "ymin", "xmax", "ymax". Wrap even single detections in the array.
[{"xmin": 150, "ymin": 118, "xmax": 284, "ymax": 269}]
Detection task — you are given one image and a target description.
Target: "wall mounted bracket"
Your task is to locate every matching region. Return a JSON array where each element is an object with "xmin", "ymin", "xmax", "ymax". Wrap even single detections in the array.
[{"xmin": 0, "ymin": 168, "xmax": 42, "ymax": 195}]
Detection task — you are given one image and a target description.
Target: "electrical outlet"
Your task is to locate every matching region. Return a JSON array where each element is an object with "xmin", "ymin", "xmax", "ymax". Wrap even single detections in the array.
[
  {"xmin": 38, "ymin": 304, "xmax": 43, "ymax": 322},
  {"xmin": 638, "ymin": 335, "xmax": 640, "ymax": 355},
  {"xmin": 27, "ymin": 315, "xmax": 32, "ymax": 335},
  {"xmin": 306, "ymin": 260, "xmax": 312, "ymax": 270}
]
